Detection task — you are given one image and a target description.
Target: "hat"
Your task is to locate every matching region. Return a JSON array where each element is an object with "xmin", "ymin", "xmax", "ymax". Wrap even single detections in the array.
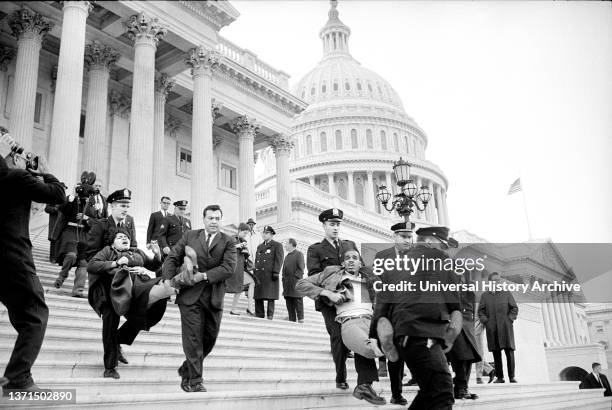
[
  {"xmin": 107, "ymin": 188, "xmax": 132, "ymax": 203},
  {"xmin": 319, "ymin": 208, "xmax": 343, "ymax": 223},
  {"xmin": 262, "ymin": 225, "xmax": 276, "ymax": 235},
  {"xmin": 238, "ymin": 222, "xmax": 251, "ymax": 231},
  {"xmin": 391, "ymin": 221, "xmax": 415, "ymax": 233},
  {"xmin": 173, "ymin": 200, "xmax": 188, "ymax": 207},
  {"xmin": 416, "ymin": 226, "xmax": 458, "ymax": 248},
  {"xmin": 246, "ymin": 218, "xmax": 256, "ymax": 225}
]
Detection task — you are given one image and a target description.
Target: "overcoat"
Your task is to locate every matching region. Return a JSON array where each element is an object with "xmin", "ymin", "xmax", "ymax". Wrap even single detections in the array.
[
  {"xmin": 253, "ymin": 239, "xmax": 283, "ymax": 300},
  {"xmin": 477, "ymin": 290, "xmax": 518, "ymax": 351},
  {"xmin": 282, "ymin": 249, "xmax": 305, "ymax": 298},
  {"xmin": 447, "ymin": 281, "xmax": 481, "ymax": 363},
  {"xmin": 225, "ymin": 238, "xmax": 254, "ymax": 294}
]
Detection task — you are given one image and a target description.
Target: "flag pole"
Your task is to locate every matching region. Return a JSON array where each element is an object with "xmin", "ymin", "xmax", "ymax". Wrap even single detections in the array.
[{"xmin": 518, "ymin": 170, "xmax": 533, "ymax": 240}]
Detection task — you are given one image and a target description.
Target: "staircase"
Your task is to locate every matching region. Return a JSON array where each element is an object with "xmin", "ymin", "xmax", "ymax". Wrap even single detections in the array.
[{"xmin": 0, "ymin": 232, "xmax": 610, "ymax": 409}]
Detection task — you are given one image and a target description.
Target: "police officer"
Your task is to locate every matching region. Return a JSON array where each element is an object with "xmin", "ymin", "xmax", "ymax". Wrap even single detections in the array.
[
  {"xmin": 253, "ymin": 225, "xmax": 284, "ymax": 319},
  {"xmin": 306, "ymin": 208, "xmax": 359, "ymax": 389},
  {"xmin": 371, "ymin": 226, "xmax": 463, "ymax": 410},
  {"xmin": 159, "ymin": 200, "xmax": 191, "ymax": 257}
]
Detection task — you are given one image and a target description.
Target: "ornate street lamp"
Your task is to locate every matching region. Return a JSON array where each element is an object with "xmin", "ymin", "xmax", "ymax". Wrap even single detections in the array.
[{"xmin": 376, "ymin": 157, "xmax": 431, "ymax": 223}]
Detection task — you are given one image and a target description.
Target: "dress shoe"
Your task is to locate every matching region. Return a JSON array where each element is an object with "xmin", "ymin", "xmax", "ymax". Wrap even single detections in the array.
[
  {"xmin": 230, "ymin": 311, "xmax": 240, "ymax": 315},
  {"xmin": 509, "ymin": 378, "xmax": 518, "ymax": 383},
  {"xmin": 455, "ymin": 389, "xmax": 478, "ymax": 400},
  {"xmin": 378, "ymin": 365, "xmax": 388, "ymax": 378},
  {"xmin": 3, "ymin": 382, "xmax": 50, "ymax": 396},
  {"xmin": 54, "ymin": 277, "xmax": 65, "ymax": 289},
  {"xmin": 246, "ymin": 309, "xmax": 255, "ymax": 317},
  {"xmin": 488, "ymin": 372, "xmax": 495, "ymax": 383},
  {"xmin": 72, "ymin": 290, "xmax": 87, "ymax": 298},
  {"xmin": 336, "ymin": 382, "xmax": 349, "ymax": 390},
  {"xmin": 186, "ymin": 382, "xmax": 207, "ymax": 392},
  {"xmin": 390, "ymin": 395, "xmax": 408, "ymax": 405},
  {"xmin": 118, "ymin": 346, "xmax": 128, "ymax": 364},
  {"xmin": 493, "ymin": 378, "xmax": 505, "ymax": 383},
  {"xmin": 352, "ymin": 383, "xmax": 386, "ymax": 405},
  {"xmin": 476, "ymin": 377, "xmax": 483, "ymax": 384},
  {"xmin": 103, "ymin": 368, "xmax": 120, "ymax": 379},
  {"xmin": 347, "ymin": 351, "xmax": 354, "ymax": 359},
  {"xmin": 377, "ymin": 317, "xmax": 399, "ymax": 362},
  {"xmin": 298, "ymin": 319, "xmax": 304, "ymax": 324},
  {"xmin": 467, "ymin": 392, "xmax": 479, "ymax": 399},
  {"xmin": 402, "ymin": 378, "xmax": 417, "ymax": 386}
]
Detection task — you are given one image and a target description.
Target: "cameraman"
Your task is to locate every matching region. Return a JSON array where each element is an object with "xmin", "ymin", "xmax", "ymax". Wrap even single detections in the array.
[
  {"xmin": 0, "ymin": 133, "xmax": 65, "ymax": 394},
  {"xmin": 227, "ymin": 223, "xmax": 256, "ymax": 316}
]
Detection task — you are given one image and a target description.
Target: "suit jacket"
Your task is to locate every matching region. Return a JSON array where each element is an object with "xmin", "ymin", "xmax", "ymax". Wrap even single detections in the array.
[
  {"xmin": 83, "ymin": 215, "xmax": 137, "ymax": 261},
  {"xmin": 254, "ymin": 239, "xmax": 284, "ymax": 300},
  {"xmin": 282, "ymin": 249, "xmax": 305, "ymax": 298},
  {"xmin": 580, "ymin": 373, "xmax": 612, "ymax": 396},
  {"xmin": 162, "ymin": 230, "xmax": 237, "ymax": 309},
  {"xmin": 84, "ymin": 193, "xmax": 108, "ymax": 220},
  {"xmin": 147, "ymin": 210, "xmax": 170, "ymax": 243},
  {"xmin": 306, "ymin": 238, "xmax": 359, "ymax": 276}
]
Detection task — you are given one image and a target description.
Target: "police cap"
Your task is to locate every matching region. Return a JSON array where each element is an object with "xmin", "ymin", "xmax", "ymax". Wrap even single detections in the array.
[
  {"xmin": 107, "ymin": 188, "xmax": 131, "ymax": 203},
  {"xmin": 262, "ymin": 225, "xmax": 276, "ymax": 235},
  {"xmin": 319, "ymin": 208, "xmax": 343, "ymax": 223},
  {"xmin": 173, "ymin": 200, "xmax": 188, "ymax": 208},
  {"xmin": 391, "ymin": 221, "xmax": 415, "ymax": 233}
]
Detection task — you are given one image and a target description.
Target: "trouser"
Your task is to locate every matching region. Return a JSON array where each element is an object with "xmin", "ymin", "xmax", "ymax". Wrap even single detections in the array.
[
  {"xmin": 284, "ymin": 296, "xmax": 304, "ymax": 322},
  {"xmin": 0, "ymin": 270, "xmax": 49, "ymax": 388},
  {"xmin": 474, "ymin": 320, "xmax": 493, "ymax": 377},
  {"xmin": 230, "ymin": 273, "xmax": 255, "ymax": 312},
  {"xmin": 340, "ymin": 317, "xmax": 381, "ymax": 359},
  {"xmin": 255, "ymin": 299, "xmax": 275, "ymax": 319},
  {"xmin": 58, "ymin": 252, "xmax": 88, "ymax": 295},
  {"xmin": 49, "ymin": 240, "xmax": 56, "ymax": 263},
  {"xmin": 398, "ymin": 337, "xmax": 454, "ymax": 410},
  {"xmin": 387, "ymin": 357, "xmax": 405, "ymax": 398},
  {"xmin": 493, "ymin": 348, "xmax": 515, "ymax": 379},
  {"xmin": 450, "ymin": 359, "xmax": 472, "ymax": 393},
  {"xmin": 100, "ymin": 304, "xmax": 142, "ymax": 370},
  {"xmin": 178, "ymin": 287, "xmax": 222, "ymax": 386},
  {"xmin": 320, "ymin": 304, "xmax": 348, "ymax": 383}
]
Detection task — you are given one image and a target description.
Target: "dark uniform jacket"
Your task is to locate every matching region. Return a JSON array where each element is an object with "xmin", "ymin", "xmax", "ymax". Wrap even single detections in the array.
[
  {"xmin": 477, "ymin": 290, "xmax": 518, "ymax": 351},
  {"xmin": 84, "ymin": 193, "xmax": 108, "ymax": 220},
  {"xmin": 447, "ymin": 278, "xmax": 481, "ymax": 363},
  {"xmin": 580, "ymin": 373, "xmax": 612, "ymax": 396},
  {"xmin": 162, "ymin": 230, "xmax": 237, "ymax": 310},
  {"xmin": 254, "ymin": 239, "xmax": 284, "ymax": 300},
  {"xmin": 370, "ymin": 244, "xmax": 461, "ymax": 345},
  {"xmin": 282, "ymin": 249, "xmax": 305, "ymax": 298},
  {"xmin": 158, "ymin": 214, "xmax": 191, "ymax": 250},
  {"xmin": 146, "ymin": 210, "xmax": 169, "ymax": 243},
  {"xmin": 83, "ymin": 215, "xmax": 138, "ymax": 261},
  {"xmin": 0, "ymin": 169, "xmax": 65, "ymax": 275},
  {"xmin": 55, "ymin": 195, "xmax": 90, "ymax": 264}
]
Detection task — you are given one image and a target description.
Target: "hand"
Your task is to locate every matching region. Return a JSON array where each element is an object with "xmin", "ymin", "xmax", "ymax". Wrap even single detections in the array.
[
  {"xmin": 117, "ymin": 256, "xmax": 129, "ymax": 266},
  {"xmin": 149, "ymin": 241, "xmax": 161, "ymax": 255},
  {"xmin": 323, "ymin": 290, "xmax": 344, "ymax": 304},
  {"xmin": 163, "ymin": 247, "xmax": 171, "ymax": 255},
  {"xmin": 76, "ymin": 212, "xmax": 83, "ymax": 220},
  {"xmin": 128, "ymin": 266, "xmax": 144, "ymax": 275}
]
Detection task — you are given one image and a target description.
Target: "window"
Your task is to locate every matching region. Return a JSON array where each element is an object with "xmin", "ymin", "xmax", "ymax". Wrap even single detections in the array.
[
  {"xmin": 404, "ymin": 136, "xmax": 409, "ymax": 153},
  {"xmin": 322, "ymin": 84, "xmax": 326, "ymax": 93},
  {"xmin": 351, "ymin": 129, "xmax": 358, "ymax": 149},
  {"xmin": 596, "ymin": 325, "xmax": 604, "ymax": 333},
  {"xmin": 34, "ymin": 92, "xmax": 43, "ymax": 124},
  {"xmin": 220, "ymin": 162, "xmax": 237, "ymax": 191},
  {"xmin": 306, "ymin": 135, "xmax": 312, "ymax": 155},
  {"xmin": 393, "ymin": 133, "xmax": 399, "ymax": 151},
  {"xmin": 333, "ymin": 82, "xmax": 338, "ymax": 91},
  {"xmin": 177, "ymin": 146, "xmax": 192, "ymax": 177},
  {"xmin": 345, "ymin": 82, "xmax": 350, "ymax": 91},
  {"xmin": 380, "ymin": 131, "xmax": 387, "ymax": 150},
  {"xmin": 320, "ymin": 132, "xmax": 327, "ymax": 152},
  {"xmin": 335, "ymin": 130, "xmax": 342, "ymax": 149},
  {"xmin": 357, "ymin": 82, "xmax": 362, "ymax": 91},
  {"xmin": 310, "ymin": 87, "xmax": 315, "ymax": 96},
  {"xmin": 366, "ymin": 129, "xmax": 373, "ymax": 148}
]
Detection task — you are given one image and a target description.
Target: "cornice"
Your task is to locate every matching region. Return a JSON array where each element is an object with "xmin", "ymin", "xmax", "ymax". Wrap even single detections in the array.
[{"xmin": 177, "ymin": 1, "xmax": 238, "ymax": 31}]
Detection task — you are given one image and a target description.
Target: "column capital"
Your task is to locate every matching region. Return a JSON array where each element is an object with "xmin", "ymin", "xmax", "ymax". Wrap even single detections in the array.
[
  {"xmin": 155, "ymin": 72, "xmax": 175, "ymax": 97},
  {"xmin": 185, "ymin": 46, "xmax": 220, "ymax": 76},
  {"xmin": 164, "ymin": 114, "xmax": 181, "ymax": 136},
  {"xmin": 270, "ymin": 134, "xmax": 294, "ymax": 156},
  {"xmin": 9, "ymin": 6, "xmax": 53, "ymax": 41},
  {"xmin": 232, "ymin": 115, "xmax": 259, "ymax": 137},
  {"xmin": 109, "ymin": 89, "xmax": 131, "ymax": 117},
  {"xmin": 85, "ymin": 40, "xmax": 120, "ymax": 71},
  {"xmin": 125, "ymin": 12, "xmax": 166, "ymax": 47},
  {"xmin": 0, "ymin": 46, "xmax": 16, "ymax": 72},
  {"xmin": 212, "ymin": 99, "xmax": 223, "ymax": 120}
]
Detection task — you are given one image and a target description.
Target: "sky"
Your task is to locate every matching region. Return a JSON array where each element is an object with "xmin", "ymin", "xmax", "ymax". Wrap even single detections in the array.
[{"xmin": 222, "ymin": 1, "xmax": 612, "ymax": 243}]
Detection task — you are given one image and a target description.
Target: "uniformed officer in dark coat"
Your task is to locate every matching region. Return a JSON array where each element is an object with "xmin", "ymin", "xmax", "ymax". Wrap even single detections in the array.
[
  {"xmin": 306, "ymin": 208, "xmax": 359, "ymax": 389},
  {"xmin": 146, "ymin": 196, "xmax": 172, "ymax": 244},
  {"xmin": 0, "ymin": 143, "xmax": 65, "ymax": 393},
  {"xmin": 158, "ymin": 200, "xmax": 191, "ymax": 258},
  {"xmin": 370, "ymin": 226, "xmax": 463, "ymax": 410},
  {"xmin": 253, "ymin": 225, "xmax": 284, "ymax": 319},
  {"xmin": 446, "ymin": 271, "xmax": 481, "ymax": 399}
]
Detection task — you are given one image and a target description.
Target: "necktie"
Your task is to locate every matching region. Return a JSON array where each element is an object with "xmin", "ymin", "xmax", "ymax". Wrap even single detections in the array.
[
  {"xmin": 119, "ymin": 221, "xmax": 124, "ymax": 228},
  {"xmin": 207, "ymin": 234, "xmax": 213, "ymax": 247},
  {"xmin": 333, "ymin": 240, "xmax": 339, "ymax": 249}
]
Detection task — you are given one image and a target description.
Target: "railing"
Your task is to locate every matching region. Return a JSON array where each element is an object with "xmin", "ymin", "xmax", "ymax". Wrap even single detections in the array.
[{"xmin": 216, "ymin": 37, "xmax": 290, "ymax": 90}]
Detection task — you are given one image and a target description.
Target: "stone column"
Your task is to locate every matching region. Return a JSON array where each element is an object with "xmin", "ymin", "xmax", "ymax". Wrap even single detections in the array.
[
  {"xmin": 8, "ymin": 7, "xmax": 52, "ymax": 148},
  {"xmin": 186, "ymin": 46, "xmax": 218, "ymax": 228},
  {"xmin": 364, "ymin": 170, "xmax": 375, "ymax": 212},
  {"xmin": 384, "ymin": 171, "xmax": 395, "ymax": 197},
  {"xmin": 427, "ymin": 180, "xmax": 437, "ymax": 223},
  {"xmin": 152, "ymin": 73, "xmax": 175, "ymax": 209},
  {"xmin": 83, "ymin": 41, "xmax": 119, "ymax": 178},
  {"xmin": 125, "ymin": 13, "xmax": 166, "ymax": 232},
  {"xmin": 347, "ymin": 171, "xmax": 355, "ymax": 203},
  {"xmin": 107, "ymin": 90, "xmax": 131, "ymax": 190},
  {"xmin": 540, "ymin": 299, "xmax": 553, "ymax": 346},
  {"xmin": 232, "ymin": 115, "xmax": 259, "ymax": 222},
  {"xmin": 552, "ymin": 294, "xmax": 568, "ymax": 345},
  {"xmin": 435, "ymin": 185, "xmax": 445, "ymax": 225},
  {"xmin": 0, "ymin": 47, "xmax": 16, "ymax": 114},
  {"xmin": 327, "ymin": 172, "xmax": 336, "ymax": 196},
  {"xmin": 546, "ymin": 296, "xmax": 560, "ymax": 346},
  {"xmin": 568, "ymin": 300, "xmax": 581, "ymax": 345},
  {"xmin": 271, "ymin": 134, "xmax": 294, "ymax": 224},
  {"xmin": 562, "ymin": 294, "xmax": 578, "ymax": 344}
]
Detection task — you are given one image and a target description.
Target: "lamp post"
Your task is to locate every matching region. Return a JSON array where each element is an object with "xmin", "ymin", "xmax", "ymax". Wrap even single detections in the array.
[{"xmin": 376, "ymin": 157, "xmax": 431, "ymax": 223}]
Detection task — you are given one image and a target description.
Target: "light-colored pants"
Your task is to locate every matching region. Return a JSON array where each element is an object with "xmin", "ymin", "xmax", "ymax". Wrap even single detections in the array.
[
  {"xmin": 340, "ymin": 317, "xmax": 380, "ymax": 359},
  {"xmin": 475, "ymin": 319, "xmax": 493, "ymax": 377}
]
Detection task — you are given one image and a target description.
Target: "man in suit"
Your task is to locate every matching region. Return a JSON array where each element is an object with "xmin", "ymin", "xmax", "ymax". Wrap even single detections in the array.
[
  {"xmin": 84, "ymin": 179, "xmax": 108, "ymax": 220},
  {"xmin": 580, "ymin": 362, "xmax": 612, "ymax": 397},
  {"xmin": 0, "ymin": 134, "xmax": 65, "ymax": 394},
  {"xmin": 477, "ymin": 271, "xmax": 518, "ymax": 384},
  {"xmin": 306, "ymin": 208, "xmax": 359, "ymax": 389},
  {"xmin": 158, "ymin": 200, "xmax": 191, "ymax": 257},
  {"xmin": 147, "ymin": 196, "xmax": 172, "ymax": 244},
  {"xmin": 282, "ymin": 238, "xmax": 305, "ymax": 323},
  {"xmin": 245, "ymin": 217, "xmax": 261, "ymax": 262},
  {"xmin": 162, "ymin": 204, "xmax": 237, "ymax": 392},
  {"xmin": 254, "ymin": 225, "xmax": 284, "ymax": 320}
]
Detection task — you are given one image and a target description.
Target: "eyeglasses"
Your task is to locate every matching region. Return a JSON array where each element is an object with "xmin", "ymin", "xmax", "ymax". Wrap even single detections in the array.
[{"xmin": 161, "ymin": 202, "xmax": 171, "ymax": 205}]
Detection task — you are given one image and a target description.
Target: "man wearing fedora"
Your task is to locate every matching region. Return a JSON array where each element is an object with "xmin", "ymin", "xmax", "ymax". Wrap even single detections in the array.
[
  {"xmin": 244, "ymin": 217, "xmax": 261, "ymax": 263},
  {"xmin": 253, "ymin": 225, "xmax": 284, "ymax": 320},
  {"xmin": 158, "ymin": 200, "xmax": 191, "ymax": 259}
]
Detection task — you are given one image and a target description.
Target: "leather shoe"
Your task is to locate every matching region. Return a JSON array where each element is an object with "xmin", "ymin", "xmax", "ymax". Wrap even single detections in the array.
[
  {"xmin": 488, "ymin": 372, "xmax": 495, "ymax": 383},
  {"xmin": 353, "ymin": 384, "xmax": 386, "ymax": 405},
  {"xmin": 493, "ymin": 378, "xmax": 505, "ymax": 383},
  {"xmin": 390, "ymin": 395, "xmax": 408, "ymax": 405},
  {"xmin": 72, "ymin": 290, "xmax": 87, "ymax": 298},
  {"xmin": 336, "ymin": 382, "xmax": 349, "ymax": 390},
  {"xmin": 118, "ymin": 346, "xmax": 128, "ymax": 364},
  {"xmin": 403, "ymin": 378, "xmax": 417, "ymax": 386},
  {"xmin": 3, "ymin": 382, "xmax": 50, "ymax": 396},
  {"xmin": 103, "ymin": 368, "xmax": 120, "ymax": 379},
  {"xmin": 509, "ymin": 378, "xmax": 518, "ymax": 383},
  {"xmin": 476, "ymin": 377, "xmax": 483, "ymax": 384},
  {"xmin": 186, "ymin": 382, "xmax": 207, "ymax": 392},
  {"xmin": 246, "ymin": 309, "xmax": 255, "ymax": 317},
  {"xmin": 377, "ymin": 317, "xmax": 399, "ymax": 362}
]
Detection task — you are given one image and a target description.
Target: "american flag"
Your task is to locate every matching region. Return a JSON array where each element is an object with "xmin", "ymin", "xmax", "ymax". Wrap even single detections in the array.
[{"xmin": 507, "ymin": 178, "xmax": 522, "ymax": 195}]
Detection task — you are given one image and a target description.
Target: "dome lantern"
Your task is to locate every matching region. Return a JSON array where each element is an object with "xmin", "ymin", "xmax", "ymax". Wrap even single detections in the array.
[{"xmin": 319, "ymin": 0, "xmax": 352, "ymax": 60}]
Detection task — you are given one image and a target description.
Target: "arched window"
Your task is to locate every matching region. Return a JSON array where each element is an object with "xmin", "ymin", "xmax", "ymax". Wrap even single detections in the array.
[
  {"xmin": 333, "ymin": 82, "xmax": 338, "ymax": 91},
  {"xmin": 345, "ymin": 82, "xmax": 350, "ymax": 91},
  {"xmin": 320, "ymin": 132, "xmax": 327, "ymax": 152},
  {"xmin": 322, "ymin": 84, "xmax": 326, "ymax": 93},
  {"xmin": 357, "ymin": 82, "xmax": 362, "ymax": 91},
  {"xmin": 351, "ymin": 129, "xmax": 358, "ymax": 149},
  {"xmin": 337, "ymin": 178, "xmax": 347, "ymax": 200},
  {"xmin": 306, "ymin": 135, "xmax": 312, "ymax": 155},
  {"xmin": 366, "ymin": 129, "xmax": 373, "ymax": 149},
  {"xmin": 393, "ymin": 133, "xmax": 399, "ymax": 151},
  {"xmin": 380, "ymin": 131, "xmax": 387, "ymax": 150},
  {"xmin": 335, "ymin": 130, "xmax": 342, "ymax": 150},
  {"xmin": 355, "ymin": 177, "xmax": 364, "ymax": 206}
]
